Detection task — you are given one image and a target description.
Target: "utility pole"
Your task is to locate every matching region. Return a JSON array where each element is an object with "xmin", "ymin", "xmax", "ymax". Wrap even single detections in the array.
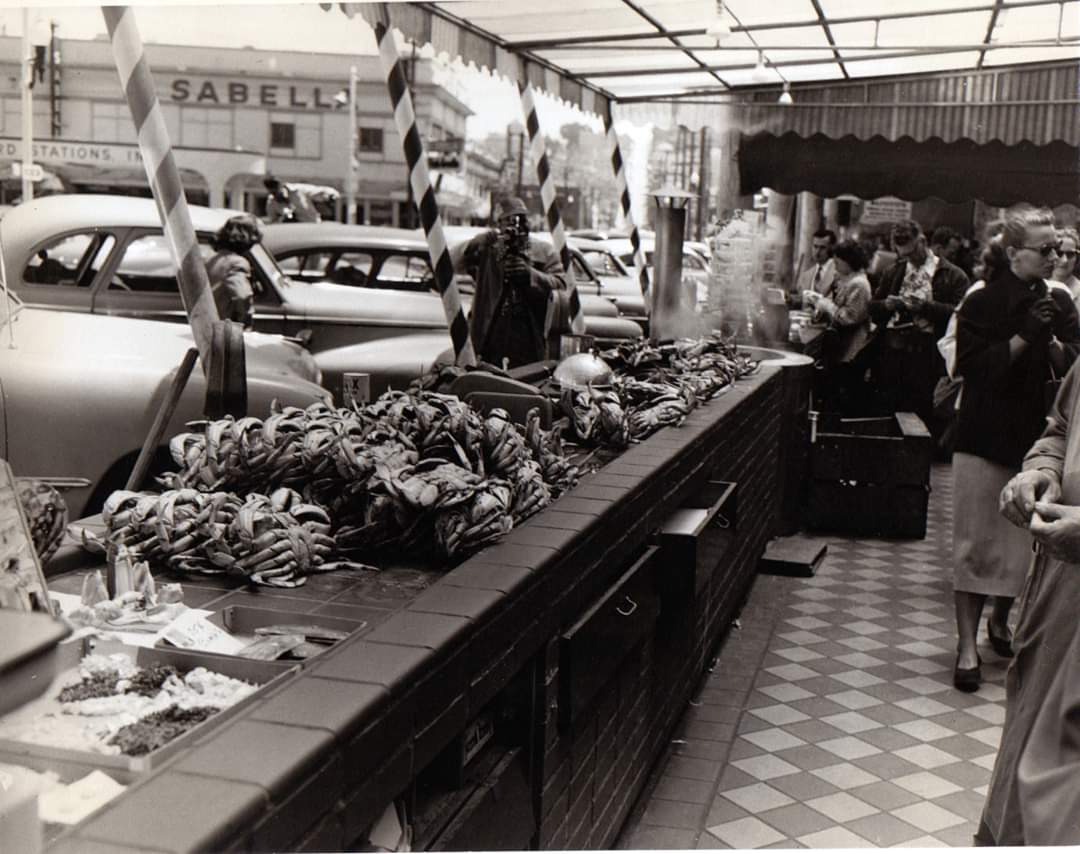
[
  {"xmin": 21, "ymin": 9, "xmax": 33, "ymax": 203},
  {"xmin": 49, "ymin": 21, "xmax": 61, "ymax": 138},
  {"xmin": 345, "ymin": 65, "xmax": 357, "ymax": 223}
]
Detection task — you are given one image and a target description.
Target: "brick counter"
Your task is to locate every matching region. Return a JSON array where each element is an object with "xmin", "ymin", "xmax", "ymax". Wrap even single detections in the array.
[{"xmin": 51, "ymin": 363, "xmax": 786, "ymax": 853}]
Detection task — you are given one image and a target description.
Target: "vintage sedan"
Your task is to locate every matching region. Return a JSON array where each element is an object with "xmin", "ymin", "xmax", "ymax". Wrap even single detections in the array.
[{"xmin": 0, "ymin": 293, "xmax": 330, "ymax": 517}]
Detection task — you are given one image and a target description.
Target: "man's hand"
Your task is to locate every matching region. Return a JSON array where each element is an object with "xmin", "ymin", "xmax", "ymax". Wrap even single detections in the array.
[
  {"xmin": 1000, "ymin": 469, "xmax": 1061, "ymax": 527},
  {"xmin": 1029, "ymin": 501, "xmax": 1080, "ymax": 562},
  {"xmin": 902, "ymin": 294, "xmax": 927, "ymax": 314},
  {"xmin": 1020, "ymin": 297, "xmax": 1057, "ymax": 343},
  {"xmin": 884, "ymin": 295, "xmax": 902, "ymax": 311},
  {"xmin": 503, "ymin": 252, "xmax": 530, "ymax": 283}
]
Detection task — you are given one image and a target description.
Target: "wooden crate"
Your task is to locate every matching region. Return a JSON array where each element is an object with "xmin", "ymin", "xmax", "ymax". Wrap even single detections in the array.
[{"xmin": 805, "ymin": 412, "xmax": 932, "ymax": 539}]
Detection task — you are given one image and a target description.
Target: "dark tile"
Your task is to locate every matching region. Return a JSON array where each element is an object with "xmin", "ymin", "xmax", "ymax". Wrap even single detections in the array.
[
  {"xmin": 252, "ymin": 757, "xmax": 343, "ymax": 852},
  {"xmin": 637, "ymin": 797, "xmax": 706, "ymax": 829},
  {"xmin": 502, "ymin": 524, "xmax": 580, "ymax": 551},
  {"xmin": 769, "ymin": 771, "xmax": 841, "ymax": 802},
  {"xmin": 440, "ymin": 561, "xmax": 533, "ymax": 593},
  {"xmin": 526, "ymin": 510, "xmax": 598, "ymax": 533},
  {"xmin": 784, "ymin": 719, "xmax": 848, "ymax": 743},
  {"xmin": 365, "ymin": 610, "xmax": 470, "ymax": 650},
  {"xmin": 934, "ymin": 760, "xmax": 993, "ymax": 789},
  {"xmin": 774, "ymin": 743, "xmax": 842, "ymax": 772},
  {"xmin": 208, "ymin": 589, "xmax": 322, "ymax": 614},
  {"xmin": 569, "ymin": 484, "xmax": 631, "ymax": 502},
  {"xmin": 408, "ymin": 583, "xmax": 504, "ymax": 620},
  {"xmin": 758, "ymin": 802, "xmax": 834, "ymax": 838},
  {"xmin": 176, "ymin": 721, "xmax": 333, "ymax": 799},
  {"xmin": 78, "ymin": 771, "xmax": 266, "ymax": 853},
  {"xmin": 716, "ymin": 764, "xmax": 759, "ymax": 792},
  {"xmin": 586, "ymin": 473, "xmax": 639, "ymax": 488},
  {"xmin": 932, "ymin": 733, "xmax": 1001, "ymax": 761},
  {"xmin": 555, "ymin": 496, "xmax": 614, "ymax": 515},
  {"xmin": 704, "ymin": 794, "xmax": 751, "ymax": 827},
  {"xmin": 673, "ymin": 737, "xmax": 732, "ymax": 762},
  {"xmin": 849, "ymin": 780, "xmax": 923, "ymax": 811},
  {"xmin": 862, "ymin": 703, "xmax": 920, "ymax": 726},
  {"xmin": 471, "ymin": 541, "xmax": 559, "ymax": 569},
  {"xmin": 340, "ymin": 744, "xmax": 414, "ymax": 844},
  {"xmin": 618, "ymin": 825, "xmax": 697, "ymax": 850},
  {"xmin": 310, "ymin": 602, "xmax": 392, "ymax": 625},
  {"xmin": 857, "ymin": 726, "xmax": 922, "ymax": 752},
  {"xmin": 312, "ymin": 639, "xmax": 428, "ymax": 694},
  {"xmin": 932, "ymin": 789, "xmax": 992, "ymax": 822},
  {"xmin": 789, "ymin": 696, "xmax": 851, "ymax": 718},
  {"xmin": 852, "ymin": 751, "xmax": 925, "ymax": 780},
  {"xmin": 685, "ymin": 702, "xmax": 742, "ymax": 725},
  {"xmin": 664, "ymin": 755, "xmax": 723, "ymax": 782},
  {"xmin": 846, "ymin": 812, "xmax": 925, "ymax": 846},
  {"xmin": 651, "ymin": 775, "xmax": 714, "ymax": 805},
  {"xmin": 250, "ymin": 676, "xmax": 387, "ymax": 739},
  {"xmin": 414, "ymin": 694, "xmax": 468, "ymax": 770}
]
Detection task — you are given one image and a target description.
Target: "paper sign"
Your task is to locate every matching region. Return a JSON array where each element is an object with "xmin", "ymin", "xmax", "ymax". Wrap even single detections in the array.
[
  {"xmin": 342, "ymin": 372, "xmax": 371, "ymax": 407},
  {"xmin": 158, "ymin": 608, "xmax": 246, "ymax": 655}
]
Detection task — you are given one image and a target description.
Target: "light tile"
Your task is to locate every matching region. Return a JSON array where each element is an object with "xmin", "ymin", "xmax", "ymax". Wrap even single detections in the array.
[
  {"xmin": 969, "ymin": 726, "xmax": 1003, "ymax": 748},
  {"xmin": 974, "ymin": 784, "xmax": 989, "ymax": 796},
  {"xmin": 810, "ymin": 762, "xmax": 881, "ymax": 790},
  {"xmin": 846, "ymin": 812, "xmax": 926, "ymax": 846},
  {"xmin": 896, "ymin": 658, "xmax": 951, "ymax": 675},
  {"xmin": 906, "ymin": 597, "xmax": 945, "ymax": 611},
  {"xmin": 758, "ymin": 683, "xmax": 814, "ymax": 703},
  {"xmin": 894, "ymin": 696, "xmax": 954, "ymax": 717},
  {"xmin": 846, "ymin": 620, "xmax": 888, "ymax": 635},
  {"xmin": 820, "ymin": 711, "xmax": 882, "ymax": 734},
  {"xmin": 785, "ymin": 616, "xmax": 830, "ymax": 630},
  {"xmin": 798, "ymin": 826, "xmax": 874, "ymax": 848},
  {"xmin": 891, "ymin": 834, "xmax": 950, "ymax": 847},
  {"xmin": 830, "ymin": 669, "xmax": 885, "ymax": 688},
  {"xmin": 896, "ymin": 675, "xmax": 951, "ymax": 696},
  {"xmin": 890, "ymin": 802, "xmax": 966, "ymax": 833},
  {"xmin": 732, "ymin": 754, "xmax": 801, "ymax": 781},
  {"xmin": 743, "ymin": 728, "xmax": 808, "ymax": 753},
  {"xmin": 805, "ymin": 791, "xmax": 879, "ymax": 823},
  {"xmin": 835, "ymin": 652, "xmax": 887, "ymax": 669},
  {"xmin": 967, "ymin": 703, "xmax": 1006, "ymax": 725},
  {"xmin": 836, "ymin": 635, "xmax": 887, "ymax": 651},
  {"xmin": 772, "ymin": 646, "xmax": 824, "ymax": 663},
  {"xmin": 893, "ymin": 719, "xmax": 956, "ymax": 742},
  {"xmin": 893, "ymin": 744, "xmax": 960, "ymax": 770},
  {"xmin": 778, "ymin": 630, "xmax": 827, "ymax": 645},
  {"xmin": 756, "ymin": 802, "xmax": 834, "ymax": 839},
  {"xmin": 720, "ymin": 782, "xmax": 795, "ymax": 814},
  {"xmin": 972, "ymin": 753, "xmax": 997, "ymax": 770},
  {"xmin": 896, "ymin": 641, "xmax": 950, "ymax": 657},
  {"xmin": 845, "ymin": 605, "xmax": 890, "ymax": 620},
  {"xmin": 818, "ymin": 736, "xmax": 882, "ymax": 760},
  {"xmin": 976, "ymin": 683, "xmax": 1007, "ymax": 702},
  {"xmin": 764, "ymin": 663, "xmax": 819, "ymax": 682},
  {"xmin": 892, "ymin": 771, "xmax": 963, "ymax": 798},
  {"xmin": 706, "ymin": 816, "xmax": 785, "ymax": 849},
  {"xmin": 897, "ymin": 625, "xmax": 948, "ymax": 641},
  {"xmin": 749, "ymin": 704, "xmax": 811, "ymax": 726},
  {"xmin": 790, "ymin": 601, "xmax": 833, "ymax": 614},
  {"xmin": 793, "ymin": 588, "xmax": 836, "ymax": 601},
  {"xmin": 900, "ymin": 611, "xmax": 947, "ymax": 625},
  {"xmin": 826, "ymin": 690, "xmax": 883, "ymax": 710}
]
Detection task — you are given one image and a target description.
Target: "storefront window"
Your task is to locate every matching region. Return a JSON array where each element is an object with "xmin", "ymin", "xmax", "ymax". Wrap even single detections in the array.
[
  {"xmin": 181, "ymin": 107, "xmax": 233, "ymax": 149},
  {"xmin": 358, "ymin": 127, "xmax": 383, "ymax": 154},
  {"xmin": 270, "ymin": 122, "xmax": 295, "ymax": 149}
]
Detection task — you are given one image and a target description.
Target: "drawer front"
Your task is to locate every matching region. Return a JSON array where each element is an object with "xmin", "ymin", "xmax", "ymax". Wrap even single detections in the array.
[{"xmin": 559, "ymin": 546, "xmax": 660, "ymax": 731}]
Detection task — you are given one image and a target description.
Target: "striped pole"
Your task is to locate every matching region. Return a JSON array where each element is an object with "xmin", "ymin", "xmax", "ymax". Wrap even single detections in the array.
[
  {"xmin": 519, "ymin": 81, "xmax": 586, "ymax": 336},
  {"xmin": 102, "ymin": 6, "xmax": 218, "ymax": 372},
  {"xmin": 604, "ymin": 105, "xmax": 651, "ymax": 313},
  {"xmin": 374, "ymin": 15, "xmax": 476, "ymax": 367}
]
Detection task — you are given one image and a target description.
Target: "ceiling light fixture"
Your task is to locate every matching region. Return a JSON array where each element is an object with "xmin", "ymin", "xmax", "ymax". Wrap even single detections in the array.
[
  {"xmin": 778, "ymin": 82, "xmax": 793, "ymax": 105},
  {"xmin": 751, "ymin": 50, "xmax": 770, "ymax": 82},
  {"xmin": 705, "ymin": 0, "xmax": 732, "ymax": 45}
]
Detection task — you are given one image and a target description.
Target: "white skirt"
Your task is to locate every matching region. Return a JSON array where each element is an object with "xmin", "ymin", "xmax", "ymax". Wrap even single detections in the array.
[{"xmin": 953, "ymin": 452, "xmax": 1034, "ymax": 597}]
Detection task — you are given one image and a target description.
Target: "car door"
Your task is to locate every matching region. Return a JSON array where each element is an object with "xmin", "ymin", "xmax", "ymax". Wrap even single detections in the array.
[{"xmin": 17, "ymin": 229, "xmax": 117, "ymax": 314}]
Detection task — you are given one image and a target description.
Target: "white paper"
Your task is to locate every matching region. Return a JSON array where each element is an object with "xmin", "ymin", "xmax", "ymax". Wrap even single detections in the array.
[
  {"xmin": 38, "ymin": 770, "xmax": 126, "ymax": 826},
  {"xmin": 157, "ymin": 608, "xmax": 245, "ymax": 655}
]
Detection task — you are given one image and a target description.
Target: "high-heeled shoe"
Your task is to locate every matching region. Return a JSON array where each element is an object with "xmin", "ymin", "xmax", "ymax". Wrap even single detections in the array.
[
  {"xmin": 954, "ymin": 653, "xmax": 982, "ymax": 693},
  {"xmin": 987, "ymin": 619, "xmax": 1014, "ymax": 658}
]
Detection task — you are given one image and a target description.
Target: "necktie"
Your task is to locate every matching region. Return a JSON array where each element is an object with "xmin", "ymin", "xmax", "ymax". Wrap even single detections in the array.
[{"xmin": 813, "ymin": 265, "xmax": 822, "ymax": 288}]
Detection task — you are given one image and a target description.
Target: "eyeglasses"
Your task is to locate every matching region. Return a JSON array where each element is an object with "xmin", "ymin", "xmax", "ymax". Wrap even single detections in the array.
[
  {"xmin": 1061, "ymin": 250, "xmax": 1078, "ymax": 259},
  {"xmin": 1021, "ymin": 242, "xmax": 1062, "ymax": 257}
]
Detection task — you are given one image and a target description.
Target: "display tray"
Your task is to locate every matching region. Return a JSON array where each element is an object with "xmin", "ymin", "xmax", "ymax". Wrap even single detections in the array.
[
  {"xmin": 0, "ymin": 637, "xmax": 297, "ymax": 785},
  {"xmin": 202, "ymin": 604, "xmax": 370, "ymax": 662}
]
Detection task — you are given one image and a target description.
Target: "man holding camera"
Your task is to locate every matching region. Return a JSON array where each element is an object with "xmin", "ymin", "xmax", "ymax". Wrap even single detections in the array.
[
  {"xmin": 868, "ymin": 219, "xmax": 970, "ymax": 428},
  {"xmin": 461, "ymin": 195, "xmax": 570, "ymax": 368}
]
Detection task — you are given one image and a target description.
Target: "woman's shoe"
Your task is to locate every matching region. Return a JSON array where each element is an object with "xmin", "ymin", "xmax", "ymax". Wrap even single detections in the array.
[
  {"xmin": 954, "ymin": 654, "xmax": 982, "ymax": 693},
  {"xmin": 987, "ymin": 620, "xmax": 1014, "ymax": 658}
]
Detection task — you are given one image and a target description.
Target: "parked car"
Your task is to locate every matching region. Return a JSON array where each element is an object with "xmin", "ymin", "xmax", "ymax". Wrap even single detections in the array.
[
  {"xmin": 601, "ymin": 236, "xmax": 709, "ymax": 305},
  {"xmin": 0, "ymin": 292, "xmax": 330, "ymax": 517},
  {"xmin": 262, "ymin": 222, "xmax": 642, "ymax": 341},
  {"xmin": 568, "ymin": 237, "xmax": 647, "ymax": 319}
]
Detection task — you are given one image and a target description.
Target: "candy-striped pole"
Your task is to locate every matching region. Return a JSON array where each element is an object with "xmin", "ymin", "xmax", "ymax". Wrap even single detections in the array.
[
  {"xmin": 102, "ymin": 6, "xmax": 217, "ymax": 371},
  {"xmin": 519, "ymin": 81, "xmax": 586, "ymax": 335},
  {"xmin": 604, "ymin": 105, "xmax": 651, "ymax": 313},
  {"xmin": 374, "ymin": 17, "xmax": 476, "ymax": 367}
]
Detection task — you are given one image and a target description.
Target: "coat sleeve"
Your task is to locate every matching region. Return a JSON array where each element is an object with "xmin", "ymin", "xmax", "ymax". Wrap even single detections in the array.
[
  {"xmin": 868, "ymin": 264, "xmax": 899, "ymax": 325},
  {"xmin": 1021, "ymin": 355, "xmax": 1079, "ymax": 480},
  {"xmin": 830, "ymin": 278, "xmax": 871, "ymax": 328},
  {"xmin": 1051, "ymin": 286, "xmax": 1080, "ymax": 368},
  {"xmin": 955, "ymin": 287, "xmax": 1012, "ymax": 385},
  {"xmin": 528, "ymin": 242, "xmax": 570, "ymax": 293},
  {"xmin": 923, "ymin": 265, "xmax": 969, "ymax": 334}
]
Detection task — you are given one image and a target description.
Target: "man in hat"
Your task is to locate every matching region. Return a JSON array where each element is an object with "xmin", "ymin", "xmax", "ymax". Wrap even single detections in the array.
[
  {"xmin": 868, "ymin": 219, "xmax": 969, "ymax": 430},
  {"xmin": 460, "ymin": 195, "xmax": 570, "ymax": 368},
  {"xmin": 263, "ymin": 175, "xmax": 321, "ymax": 224}
]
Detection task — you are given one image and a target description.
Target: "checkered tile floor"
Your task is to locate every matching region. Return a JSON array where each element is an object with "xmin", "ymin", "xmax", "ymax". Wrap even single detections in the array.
[{"xmin": 618, "ymin": 464, "xmax": 1011, "ymax": 849}]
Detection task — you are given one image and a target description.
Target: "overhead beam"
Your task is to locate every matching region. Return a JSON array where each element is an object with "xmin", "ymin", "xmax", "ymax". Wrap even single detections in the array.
[
  {"xmin": 506, "ymin": 0, "xmax": 1065, "ymax": 49},
  {"xmin": 978, "ymin": 0, "xmax": 1006, "ymax": 69},
  {"xmin": 536, "ymin": 37, "xmax": 1079, "ymax": 52},
  {"xmin": 809, "ymin": 0, "xmax": 849, "ymax": 79},
  {"xmin": 619, "ymin": 0, "xmax": 730, "ymax": 89}
]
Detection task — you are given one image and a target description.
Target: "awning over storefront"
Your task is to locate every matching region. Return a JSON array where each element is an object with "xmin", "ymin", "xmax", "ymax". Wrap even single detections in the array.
[{"xmin": 738, "ymin": 131, "xmax": 1080, "ymax": 208}]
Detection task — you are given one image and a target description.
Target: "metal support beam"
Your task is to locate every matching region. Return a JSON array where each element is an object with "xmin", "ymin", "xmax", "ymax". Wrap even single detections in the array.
[
  {"xmin": 619, "ymin": 0, "xmax": 730, "ymax": 89},
  {"xmin": 809, "ymin": 0, "xmax": 849, "ymax": 79},
  {"xmin": 978, "ymin": 0, "xmax": 1006, "ymax": 69}
]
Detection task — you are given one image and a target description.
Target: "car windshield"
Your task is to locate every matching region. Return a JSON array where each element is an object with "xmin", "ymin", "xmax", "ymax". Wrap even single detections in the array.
[{"xmin": 250, "ymin": 242, "xmax": 292, "ymax": 291}]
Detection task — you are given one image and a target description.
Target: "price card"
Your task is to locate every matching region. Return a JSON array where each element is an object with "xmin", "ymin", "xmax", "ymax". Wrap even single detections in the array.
[
  {"xmin": 158, "ymin": 608, "xmax": 246, "ymax": 655},
  {"xmin": 342, "ymin": 372, "xmax": 371, "ymax": 407}
]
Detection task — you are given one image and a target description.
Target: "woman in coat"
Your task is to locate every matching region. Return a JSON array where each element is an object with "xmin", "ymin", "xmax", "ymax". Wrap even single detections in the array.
[{"xmin": 206, "ymin": 214, "xmax": 262, "ymax": 328}]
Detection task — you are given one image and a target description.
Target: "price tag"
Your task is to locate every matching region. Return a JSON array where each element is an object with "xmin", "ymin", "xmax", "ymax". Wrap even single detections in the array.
[
  {"xmin": 158, "ymin": 608, "xmax": 245, "ymax": 655},
  {"xmin": 342, "ymin": 372, "xmax": 371, "ymax": 407}
]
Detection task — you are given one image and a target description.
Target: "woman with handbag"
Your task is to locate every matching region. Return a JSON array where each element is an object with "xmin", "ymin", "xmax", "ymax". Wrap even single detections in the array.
[{"xmin": 951, "ymin": 206, "xmax": 1080, "ymax": 695}]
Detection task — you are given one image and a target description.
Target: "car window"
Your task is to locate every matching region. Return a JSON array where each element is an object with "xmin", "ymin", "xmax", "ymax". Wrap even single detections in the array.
[
  {"xmin": 329, "ymin": 251, "xmax": 373, "ymax": 287},
  {"xmin": 108, "ymin": 234, "xmax": 214, "ymax": 293},
  {"xmin": 582, "ymin": 250, "xmax": 627, "ymax": 277},
  {"xmin": 684, "ymin": 252, "xmax": 706, "ymax": 270},
  {"xmin": 279, "ymin": 250, "xmax": 335, "ymax": 283},
  {"xmin": 24, "ymin": 232, "xmax": 115, "ymax": 287},
  {"xmin": 373, "ymin": 253, "xmax": 434, "ymax": 292},
  {"xmin": 570, "ymin": 253, "xmax": 597, "ymax": 282}
]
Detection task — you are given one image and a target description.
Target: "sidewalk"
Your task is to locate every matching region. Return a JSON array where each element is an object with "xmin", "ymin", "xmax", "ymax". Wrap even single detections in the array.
[{"xmin": 617, "ymin": 464, "xmax": 1010, "ymax": 848}]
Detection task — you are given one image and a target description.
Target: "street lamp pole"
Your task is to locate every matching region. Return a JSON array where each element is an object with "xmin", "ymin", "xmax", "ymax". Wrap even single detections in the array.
[
  {"xmin": 346, "ymin": 64, "xmax": 357, "ymax": 224},
  {"xmin": 21, "ymin": 8, "xmax": 33, "ymax": 204}
]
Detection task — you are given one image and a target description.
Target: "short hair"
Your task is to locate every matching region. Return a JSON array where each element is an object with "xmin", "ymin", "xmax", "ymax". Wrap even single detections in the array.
[
  {"xmin": 1001, "ymin": 204, "xmax": 1055, "ymax": 250},
  {"xmin": 832, "ymin": 239, "xmax": 867, "ymax": 272},
  {"xmin": 213, "ymin": 214, "xmax": 262, "ymax": 252},
  {"xmin": 978, "ymin": 235, "xmax": 1009, "ymax": 280},
  {"xmin": 1058, "ymin": 226, "xmax": 1080, "ymax": 247},
  {"xmin": 931, "ymin": 226, "xmax": 960, "ymax": 247},
  {"xmin": 812, "ymin": 228, "xmax": 837, "ymax": 244},
  {"xmin": 891, "ymin": 220, "xmax": 922, "ymax": 246}
]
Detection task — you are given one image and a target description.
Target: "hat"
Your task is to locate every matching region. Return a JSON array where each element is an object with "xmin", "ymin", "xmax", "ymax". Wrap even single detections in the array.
[
  {"xmin": 494, "ymin": 196, "xmax": 529, "ymax": 221},
  {"xmin": 891, "ymin": 219, "xmax": 922, "ymax": 245}
]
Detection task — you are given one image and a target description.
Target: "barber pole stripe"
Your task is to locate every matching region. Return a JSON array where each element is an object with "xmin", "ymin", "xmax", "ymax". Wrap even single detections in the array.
[
  {"xmin": 103, "ymin": 6, "xmax": 218, "ymax": 371},
  {"xmin": 375, "ymin": 19, "xmax": 476, "ymax": 367},
  {"xmin": 604, "ymin": 106, "xmax": 651, "ymax": 312},
  {"xmin": 519, "ymin": 81, "xmax": 586, "ymax": 336}
]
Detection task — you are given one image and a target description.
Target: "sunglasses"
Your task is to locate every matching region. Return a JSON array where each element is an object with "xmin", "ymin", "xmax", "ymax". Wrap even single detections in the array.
[
  {"xmin": 1021, "ymin": 242, "xmax": 1062, "ymax": 257},
  {"xmin": 1060, "ymin": 250, "xmax": 1078, "ymax": 259}
]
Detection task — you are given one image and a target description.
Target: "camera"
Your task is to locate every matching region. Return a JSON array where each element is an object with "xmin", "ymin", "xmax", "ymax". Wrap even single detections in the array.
[{"xmin": 497, "ymin": 214, "xmax": 529, "ymax": 257}]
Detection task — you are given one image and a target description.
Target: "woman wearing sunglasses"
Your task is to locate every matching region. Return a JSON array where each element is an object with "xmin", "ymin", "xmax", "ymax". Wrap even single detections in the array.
[{"xmin": 1051, "ymin": 226, "xmax": 1080, "ymax": 308}]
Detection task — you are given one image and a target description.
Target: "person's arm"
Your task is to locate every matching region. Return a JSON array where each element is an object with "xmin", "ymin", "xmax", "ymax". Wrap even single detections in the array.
[
  {"xmin": 868, "ymin": 266, "xmax": 898, "ymax": 324},
  {"xmin": 1050, "ymin": 288, "xmax": 1080, "ymax": 369},
  {"xmin": 919, "ymin": 266, "xmax": 969, "ymax": 332},
  {"xmin": 527, "ymin": 242, "xmax": 570, "ymax": 293},
  {"xmin": 954, "ymin": 288, "xmax": 1024, "ymax": 383},
  {"xmin": 829, "ymin": 279, "xmax": 871, "ymax": 328}
]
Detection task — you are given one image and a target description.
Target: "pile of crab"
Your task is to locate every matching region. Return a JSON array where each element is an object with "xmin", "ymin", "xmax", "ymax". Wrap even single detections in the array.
[
  {"xmin": 96, "ymin": 391, "xmax": 579, "ymax": 587},
  {"xmin": 560, "ymin": 333, "xmax": 759, "ymax": 447}
]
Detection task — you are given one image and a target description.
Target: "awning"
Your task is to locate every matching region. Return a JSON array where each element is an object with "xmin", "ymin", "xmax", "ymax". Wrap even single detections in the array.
[{"xmin": 738, "ymin": 131, "xmax": 1080, "ymax": 207}]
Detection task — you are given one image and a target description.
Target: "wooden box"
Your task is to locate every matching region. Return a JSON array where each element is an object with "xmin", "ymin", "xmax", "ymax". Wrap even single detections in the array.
[{"xmin": 805, "ymin": 412, "xmax": 932, "ymax": 539}]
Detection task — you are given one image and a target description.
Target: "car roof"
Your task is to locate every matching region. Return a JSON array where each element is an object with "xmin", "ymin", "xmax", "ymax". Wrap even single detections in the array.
[
  {"xmin": 0, "ymin": 194, "xmax": 237, "ymax": 264},
  {"xmin": 262, "ymin": 223, "xmax": 428, "ymax": 253}
]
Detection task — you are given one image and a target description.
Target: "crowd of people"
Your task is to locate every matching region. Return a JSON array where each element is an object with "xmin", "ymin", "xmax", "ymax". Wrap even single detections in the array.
[{"xmin": 793, "ymin": 204, "xmax": 1080, "ymax": 845}]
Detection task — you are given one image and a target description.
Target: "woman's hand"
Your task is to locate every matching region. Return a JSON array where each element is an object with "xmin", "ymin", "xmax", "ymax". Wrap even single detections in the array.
[
  {"xmin": 1000, "ymin": 469, "xmax": 1061, "ymax": 527},
  {"xmin": 1030, "ymin": 501, "xmax": 1080, "ymax": 562}
]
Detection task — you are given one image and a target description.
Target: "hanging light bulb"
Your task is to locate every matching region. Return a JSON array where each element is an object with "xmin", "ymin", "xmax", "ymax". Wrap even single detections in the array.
[
  {"xmin": 705, "ymin": 0, "xmax": 731, "ymax": 45},
  {"xmin": 751, "ymin": 50, "xmax": 770, "ymax": 83},
  {"xmin": 778, "ymin": 82, "xmax": 793, "ymax": 105}
]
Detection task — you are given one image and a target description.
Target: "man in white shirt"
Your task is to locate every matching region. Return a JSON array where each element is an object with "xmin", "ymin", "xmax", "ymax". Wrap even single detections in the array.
[{"xmin": 793, "ymin": 229, "xmax": 837, "ymax": 304}]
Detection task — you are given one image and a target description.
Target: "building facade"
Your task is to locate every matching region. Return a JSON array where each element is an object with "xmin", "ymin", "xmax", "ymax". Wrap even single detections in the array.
[{"xmin": 0, "ymin": 34, "xmax": 473, "ymax": 223}]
